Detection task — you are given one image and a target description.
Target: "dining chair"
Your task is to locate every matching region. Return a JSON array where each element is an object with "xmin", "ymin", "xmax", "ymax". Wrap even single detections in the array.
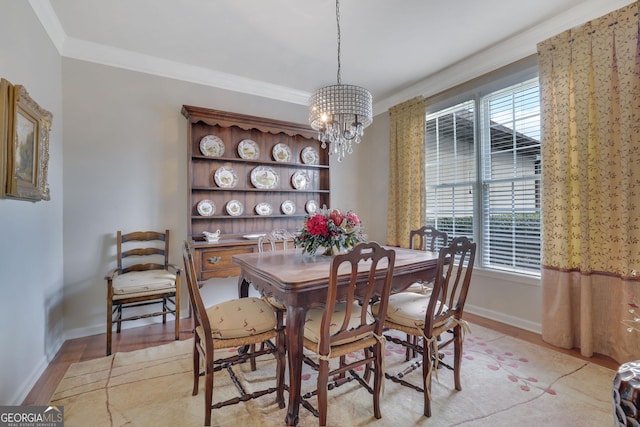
[
  {"xmin": 402, "ymin": 226, "xmax": 448, "ymax": 360},
  {"xmin": 300, "ymin": 241, "xmax": 396, "ymax": 426},
  {"xmin": 381, "ymin": 236, "xmax": 476, "ymax": 417},
  {"xmin": 256, "ymin": 229, "xmax": 295, "ymax": 322},
  {"xmin": 105, "ymin": 230, "xmax": 180, "ymax": 356},
  {"xmin": 182, "ymin": 240, "xmax": 285, "ymax": 426},
  {"xmin": 404, "ymin": 226, "xmax": 448, "ymax": 294}
]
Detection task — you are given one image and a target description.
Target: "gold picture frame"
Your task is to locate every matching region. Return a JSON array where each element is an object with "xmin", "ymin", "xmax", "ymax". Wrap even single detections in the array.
[
  {"xmin": 0, "ymin": 78, "xmax": 13, "ymax": 198},
  {"xmin": 4, "ymin": 84, "xmax": 52, "ymax": 201}
]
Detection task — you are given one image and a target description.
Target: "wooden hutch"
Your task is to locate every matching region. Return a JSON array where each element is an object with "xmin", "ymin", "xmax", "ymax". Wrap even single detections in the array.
[{"xmin": 182, "ymin": 105, "xmax": 330, "ymax": 282}]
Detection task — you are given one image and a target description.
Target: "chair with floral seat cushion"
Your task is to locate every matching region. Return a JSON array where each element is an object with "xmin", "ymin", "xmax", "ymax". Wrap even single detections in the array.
[
  {"xmin": 256, "ymin": 229, "xmax": 296, "ymax": 313},
  {"xmin": 401, "ymin": 226, "xmax": 448, "ymax": 360},
  {"xmin": 182, "ymin": 240, "xmax": 285, "ymax": 427},
  {"xmin": 403, "ymin": 226, "xmax": 448, "ymax": 294},
  {"xmin": 379, "ymin": 236, "xmax": 476, "ymax": 418},
  {"xmin": 105, "ymin": 230, "xmax": 180, "ymax": 356},
  {"xmin": 300, "ymin": 241, "xmax": 396, "ymax": 426}
]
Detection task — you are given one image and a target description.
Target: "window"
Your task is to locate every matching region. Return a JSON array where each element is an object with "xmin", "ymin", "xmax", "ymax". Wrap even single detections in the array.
[{"xmin": 425, "ymin": 77, "xmax": 541, "ymax": 276}]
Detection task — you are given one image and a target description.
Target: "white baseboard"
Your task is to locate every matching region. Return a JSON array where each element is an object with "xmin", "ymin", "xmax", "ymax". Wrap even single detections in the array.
[
  {"xmin": 12, "ymin": 334, "xmax": 64, "ymax": 405},
  {"xmin": 466, "ymin": 303, "xmax": 542, "ymax": 335}
]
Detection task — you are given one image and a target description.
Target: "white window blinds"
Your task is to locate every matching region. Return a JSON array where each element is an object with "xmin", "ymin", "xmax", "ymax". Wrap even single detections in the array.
[{"xmin": 425, "ymin": 77, "xmax": 541, "ymax": 276}]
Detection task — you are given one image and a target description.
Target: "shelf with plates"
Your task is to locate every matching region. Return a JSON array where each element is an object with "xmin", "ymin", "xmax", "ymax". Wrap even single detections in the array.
[{"xmin": 182, "ymin": 105, "xmax": 330, "ymax": 281}]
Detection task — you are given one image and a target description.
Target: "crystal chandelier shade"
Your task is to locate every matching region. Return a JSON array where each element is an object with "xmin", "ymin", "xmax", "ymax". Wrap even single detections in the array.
[{"xmin": 308, "ymin": 0, "xmax": 373, "ymax": 162}]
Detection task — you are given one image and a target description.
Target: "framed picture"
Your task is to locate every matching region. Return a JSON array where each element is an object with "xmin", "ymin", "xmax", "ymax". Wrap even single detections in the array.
[
  {"xmin": 0, "ymin": 78, "xmax": 12, "ymax": 198},
  {"xmin": 5, "ymin": 84, "xmax": 52, "ymax": 201}
]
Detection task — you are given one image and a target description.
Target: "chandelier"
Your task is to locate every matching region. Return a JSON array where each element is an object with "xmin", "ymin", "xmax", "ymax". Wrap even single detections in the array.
[{"xmin": 309, "ymin": 0, "xmax": 373, "ymax": 162}]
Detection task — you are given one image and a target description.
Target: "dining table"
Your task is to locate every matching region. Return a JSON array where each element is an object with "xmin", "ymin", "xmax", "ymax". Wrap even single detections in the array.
[{"xmin": 232, "ymin": 245, "xmax": 440, "ymax": 426}]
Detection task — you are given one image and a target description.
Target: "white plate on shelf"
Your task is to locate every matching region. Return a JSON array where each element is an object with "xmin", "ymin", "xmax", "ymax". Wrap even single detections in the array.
[
  {"xmin": 226, "ymin": 199, "xmax": 244, "ymax": 216},
  {"xmin": 305, "ymin": 199, "xmax": 318, "ymax": 214},
  {"xmin": 250, "ymin": 166, "xmax": 279, "ymax": 189},
  {"xmin": 291, "ymin": 170, "xmax": 310, "ymax": 190},
  {"xmin": 301, "ymin": 146, "xmax": 319, "ymax": 165},
  {"xmin": 196, "ymin": 199, "xmax": 215, "ymax": 216},
  {"xmin": 199, "ymin": 135, "xmax": 225, "ymax": 157},
  {"xmin": 255, "ymin": 202, "xmax": 273, "ymax": 216},
  {"xmin": 213, "ymin": 166, "xmax": 238, "ymax": 188},
  {"xmin": 243, "ymin": 233, "xmax": 266, "ymax": 240},
  {"xmin": 281, "ymin": 200, "xmax": 296, "ymax": 215},
  {"xmin": 272, "ymin": 143, "xmax": 292, "ymax": 162},
  {"xmin": 237, "ymin": 139, "xmax": 260, "ymax": 160}
]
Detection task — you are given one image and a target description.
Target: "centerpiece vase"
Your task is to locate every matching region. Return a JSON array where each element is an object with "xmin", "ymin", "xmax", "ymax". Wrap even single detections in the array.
[{"xmin": 322, "ymin": 246, "xmax": 340, "ymax": 256}]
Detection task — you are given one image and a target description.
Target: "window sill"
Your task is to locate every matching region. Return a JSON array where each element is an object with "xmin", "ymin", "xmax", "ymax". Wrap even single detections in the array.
[{"xmin": 472, "ymin": 267, "xmax": 541, "ymax": 287}]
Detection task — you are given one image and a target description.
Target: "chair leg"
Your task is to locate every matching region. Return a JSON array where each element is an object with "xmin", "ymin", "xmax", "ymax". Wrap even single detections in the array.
[
  {"xmin": 318, "ymin": 358, "xmax": 329, "ymax": 426},
  {"xmin": 250, "ymin": 343, "xmax": 257, "ymax": 371},
  {"xmin": 373, "ymin": 343, "xmax": 383, "ymax": 419},
  {"xmin": 453, "ymin": 325, "xmax": 463, "ymax": 390},
  {"xmin": 204, "ymin": 359, "xmax": 214, "ymax": 427},
  {"xmin": 423, "ymin": 340, "xmax": 433, "ymax": 417},
  {"xmin": 116, "ymin": 306, "xmax": 122, "ymax": 333},
  {"xmin": 162, "ymin": 297, "xmax": 167, "ymax": 324},
  {"xmin": 192, "ymin": 338, "xmax": 200, "ymax": 396},
  {"xmin": 106, "ymin": 301, "xmax": 113, "ymax": 356},
  {"xmin": 174, "ymin": 297, "xmax": 180, "ymax": 341}
]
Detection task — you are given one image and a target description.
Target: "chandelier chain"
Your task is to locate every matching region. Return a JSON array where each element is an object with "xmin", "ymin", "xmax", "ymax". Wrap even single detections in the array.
[
  {"xmin": 308, "ymin": 0, "xmax": 373, "ymax": 162},
  {"xmin": 336, "ymin": 0, "xmax": 342, "ymax": 85}
]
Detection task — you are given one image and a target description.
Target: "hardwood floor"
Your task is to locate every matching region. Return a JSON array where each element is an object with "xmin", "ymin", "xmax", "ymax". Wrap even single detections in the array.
[{"xmin": 21, "ymin": 313, "xmax": 619, "ymax": 406}]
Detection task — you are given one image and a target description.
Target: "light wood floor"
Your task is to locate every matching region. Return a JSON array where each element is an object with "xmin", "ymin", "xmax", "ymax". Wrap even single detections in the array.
[{"xmin": 21, "ymin": 313, "xmax": 620, "ymax": 406}]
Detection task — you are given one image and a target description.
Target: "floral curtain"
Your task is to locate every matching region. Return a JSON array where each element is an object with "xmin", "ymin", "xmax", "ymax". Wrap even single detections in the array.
[
  {"xmin": 387, "ymin": 97, "xmax": 426, "ymax": 248},
  {"xmin": 537, "ymin": 1, "xmax": 640, "ymax": 363}
]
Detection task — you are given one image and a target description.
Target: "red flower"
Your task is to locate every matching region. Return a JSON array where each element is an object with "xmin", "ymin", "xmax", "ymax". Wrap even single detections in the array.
[
  {"xmin": 329, "ymin": 209, "xmax": 344, "ymax": 227},
  {"xmin": 306, "ymin": 214, "xmax": 328, "ymax": 236}
]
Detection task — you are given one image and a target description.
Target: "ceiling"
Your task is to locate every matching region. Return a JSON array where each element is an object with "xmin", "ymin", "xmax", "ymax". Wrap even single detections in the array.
[{"xmin": 31, "ymin": 0, "xmax": 631, "ymax": 113}]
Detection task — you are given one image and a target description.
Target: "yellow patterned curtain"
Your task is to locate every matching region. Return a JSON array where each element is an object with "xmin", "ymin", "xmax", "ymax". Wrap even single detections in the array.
[
  {"xmin": 537, "ymin": 1, "xmax": 640, "ymax": 363},
  {"xmin": 387, "ymin": 97, "xmax": 426, "ymax": 248}
]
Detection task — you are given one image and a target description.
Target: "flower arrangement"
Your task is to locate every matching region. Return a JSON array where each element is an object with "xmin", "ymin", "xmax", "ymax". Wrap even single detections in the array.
[{"xmin": 294, "ymin": 208, "xmax": 367, "ymax": 256}]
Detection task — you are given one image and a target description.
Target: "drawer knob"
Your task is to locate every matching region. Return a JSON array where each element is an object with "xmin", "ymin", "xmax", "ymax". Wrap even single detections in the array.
[{"xmin": 208, "ymin": 256, "xmax": 221, "ymax": 264}]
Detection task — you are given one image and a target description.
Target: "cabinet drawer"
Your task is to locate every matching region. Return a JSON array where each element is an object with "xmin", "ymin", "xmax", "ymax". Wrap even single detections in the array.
[{"xmin": 198, "ymin": 246, "xmax": 254, "ymax": 278}]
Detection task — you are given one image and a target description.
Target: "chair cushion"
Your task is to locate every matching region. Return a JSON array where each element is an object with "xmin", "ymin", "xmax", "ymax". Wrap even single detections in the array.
[
  {"xmin": 205, "ymin": 297, "xmax": 276, "ymax": 339},
  {"xmin": 304, "ymin": 302, "xmax": 374, "ymax": 346},
  {"xmin": 112, "ymin": 270, "xmax": 176, "ymax": 295},
  {"xmin": 378, "ymin": 292, "xmax": 448, "ymax": 329},
  {"xmin": 403, "ymin": 281, "xmax": 434, "ymax": 294}
]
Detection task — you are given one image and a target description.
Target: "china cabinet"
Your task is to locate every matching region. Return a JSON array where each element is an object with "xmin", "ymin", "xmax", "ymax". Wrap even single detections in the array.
[{"xmin": 181, "ymin": 105, "xmax": 330, "ymax": 282}]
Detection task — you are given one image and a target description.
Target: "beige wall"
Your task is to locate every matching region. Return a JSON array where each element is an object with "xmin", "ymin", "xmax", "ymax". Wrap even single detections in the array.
[
  {"xmin": 0, "ymin": 0, "xmax": 63, "ymax": 404},
  {"xmin": 61, "ymin": 59, "xmax": 316, "ymax": 337}
]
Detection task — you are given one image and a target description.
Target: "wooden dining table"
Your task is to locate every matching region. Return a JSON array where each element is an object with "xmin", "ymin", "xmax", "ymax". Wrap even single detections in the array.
[{"xmin": 232, "ymin": 245, "xmax": 439, "ymax": 426}]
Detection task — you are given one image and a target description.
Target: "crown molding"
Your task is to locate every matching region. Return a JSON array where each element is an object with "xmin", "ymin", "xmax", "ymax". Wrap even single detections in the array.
[
  {"xmin": 28, "ymin": 1, "xmax": 310, "ymax": 106},
  {"xmin": 374, "ymin": 0, "xmax": 634, "ymax": 115},
  {"xmin": 30, "ymin": 0, "xmax": 634, "ymax": 113}
]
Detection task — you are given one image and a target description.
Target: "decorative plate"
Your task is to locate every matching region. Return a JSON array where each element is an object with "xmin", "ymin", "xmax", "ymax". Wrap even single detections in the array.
[
  {"xmin": 301, "ymin": 146, "xmax": 319, "ymax": 165},
  {"xmin": 272, "ymin": 143, "xmax": 292, "ymax": 162},
  {"xmin": 281, "ymin": 200, "xmax": 296, "ymax": 215},
  {"xmin": 196, "ymin": 199, "xmax": 215, "ymax": 216},
  {"xmin": 291, "ymin": 170, "xmax": 310, "ymax": 190},
  {"xmin": 213, "ymin": 166, "xmax": 238, "ymax": 188},
  {"xmin": 237, "ymin": 139, "xmax": 260, "ymax": 160},
  {"xmin": 305, "ymin": 199, "xmax": 318, "ymax": 214},
  {"xmin": 250, "ymin": 166, "xmax": 279, "ymax": 189},
  {"xmin": 255, "ymin": 202, "xmax": 273, "ymax": 216},
  {"xmin": 199, "ymin": 135, "xmax": 225, "ymax": 157},
  {"xmin": 226, "ymin": 199, "xmax": 244, "ymax": 216}
]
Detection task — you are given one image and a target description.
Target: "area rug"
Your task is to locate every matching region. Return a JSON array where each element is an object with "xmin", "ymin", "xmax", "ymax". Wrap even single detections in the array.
[{"xmin": 50, "ymin": 324, "xmax": 615, "ymax": 426}]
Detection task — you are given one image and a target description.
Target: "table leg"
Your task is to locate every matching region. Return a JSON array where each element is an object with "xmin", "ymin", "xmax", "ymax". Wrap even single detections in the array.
[{"xmin": 285, "ymin": 304, "xmax": 306, "ymax": 426}]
